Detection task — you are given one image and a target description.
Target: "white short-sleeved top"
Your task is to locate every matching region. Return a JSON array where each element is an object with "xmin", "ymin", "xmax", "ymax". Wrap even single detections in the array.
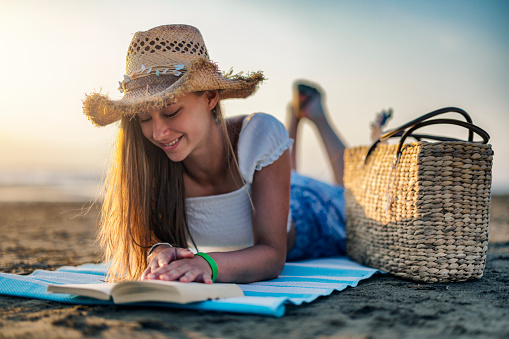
[{"xmin": 185, "ymin": 113, "xmax": 294, "ymax": 252}]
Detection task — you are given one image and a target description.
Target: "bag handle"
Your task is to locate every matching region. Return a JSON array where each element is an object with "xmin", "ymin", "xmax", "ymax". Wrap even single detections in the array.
[
  {"xmin": 380, "ymin": 107, "xmax": 473, "ymax": 141},
  {"xmin": 395, "ymin": 118, "xmax": 490, "ymax": 157},
  {"xmin": 364, "ymin": 107, "xmax": 483, "ymax": 164}
]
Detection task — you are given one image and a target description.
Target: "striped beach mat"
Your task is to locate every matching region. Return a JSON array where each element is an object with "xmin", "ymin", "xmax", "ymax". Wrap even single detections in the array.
[{"xmin": 0, "ymin": 257, "xmax": 379, "ymax": 317}]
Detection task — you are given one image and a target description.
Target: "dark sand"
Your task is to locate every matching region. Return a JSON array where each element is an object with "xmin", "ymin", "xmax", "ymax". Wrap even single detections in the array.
[{"xmin": 0, "ymin": 196, "xmax": 508, "ymax": 338}]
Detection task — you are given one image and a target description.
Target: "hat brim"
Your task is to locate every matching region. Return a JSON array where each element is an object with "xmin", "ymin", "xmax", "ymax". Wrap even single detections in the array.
[{"xmin": 83, "ymin": 58, "xmax": 264, "ymax": 127}]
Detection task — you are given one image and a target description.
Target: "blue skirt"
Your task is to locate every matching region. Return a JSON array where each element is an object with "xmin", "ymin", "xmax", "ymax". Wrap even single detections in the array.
[{"xmin": 286, "ymin": 172, "xmax": 347, "ymax": 261}]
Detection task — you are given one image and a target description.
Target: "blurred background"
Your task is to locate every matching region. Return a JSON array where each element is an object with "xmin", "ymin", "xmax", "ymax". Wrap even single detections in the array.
[{"xmin": 0, "ymin": 0, "xmax": 507, "ymax": 202}]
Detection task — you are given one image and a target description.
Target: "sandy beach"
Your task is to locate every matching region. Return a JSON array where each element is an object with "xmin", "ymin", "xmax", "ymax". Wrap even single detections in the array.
[{"xmin": 0, "ymin": 196, "xmax": 508, "ymax": 339}]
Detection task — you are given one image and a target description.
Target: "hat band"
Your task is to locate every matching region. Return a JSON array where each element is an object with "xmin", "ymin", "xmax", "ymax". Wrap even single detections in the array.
[
  {"xmin": 129, "ymin": 64, "xmax": 185, "ymax": 80},
  {"xmin": 123, "ymin": 74, "xmax": 181, "ymax": 99},
  {"xmin": 119, "ymin": 64, "xmax": 187, "ymax": 93}
]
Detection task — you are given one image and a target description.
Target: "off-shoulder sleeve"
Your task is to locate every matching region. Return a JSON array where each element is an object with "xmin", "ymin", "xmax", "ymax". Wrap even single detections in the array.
[{"xmin": 237, "ymin": 113, "xmax": 294, "ymax": 185}]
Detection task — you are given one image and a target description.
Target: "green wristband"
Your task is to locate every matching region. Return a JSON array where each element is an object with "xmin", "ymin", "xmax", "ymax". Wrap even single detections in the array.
[{"xmin": 195, "ymin": 252, "xmax": 218, "ymax": 282}]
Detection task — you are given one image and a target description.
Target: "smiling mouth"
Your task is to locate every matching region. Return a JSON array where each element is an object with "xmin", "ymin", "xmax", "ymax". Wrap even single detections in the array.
[{"xmin": 162, "ymin": 136, "xmax": 181, "ymax": 147}]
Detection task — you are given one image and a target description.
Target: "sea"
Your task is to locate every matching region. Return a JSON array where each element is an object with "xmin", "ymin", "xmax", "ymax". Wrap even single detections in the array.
[
  {"xmin": 0, "ymin": 169, "xmax": 103, "ymax": 202},
  {"xmin": 1, "ymin": 167, "xmax": 506, "ymax": 203}
]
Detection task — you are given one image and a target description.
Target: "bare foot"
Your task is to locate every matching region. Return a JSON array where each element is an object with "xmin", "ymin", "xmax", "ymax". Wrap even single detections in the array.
[
  {"xmin": 294, "ymin": 81, "xmax": 328, "ymax": 125},
  {"xmin": 370, "ymin": 108, "xmax": 393, "ymax": 142}
]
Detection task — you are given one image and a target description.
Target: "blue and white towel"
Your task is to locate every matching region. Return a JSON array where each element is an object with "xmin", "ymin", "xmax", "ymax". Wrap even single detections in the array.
[{"xmin": 0, "ymin": 257, "xmax": 379, "ymax": 317}]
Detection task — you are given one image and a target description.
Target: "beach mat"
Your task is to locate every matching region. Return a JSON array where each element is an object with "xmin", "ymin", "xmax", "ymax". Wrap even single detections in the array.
[{"xmin": 0, "ymin": 257, "xmax": 379, "ymax": 317}]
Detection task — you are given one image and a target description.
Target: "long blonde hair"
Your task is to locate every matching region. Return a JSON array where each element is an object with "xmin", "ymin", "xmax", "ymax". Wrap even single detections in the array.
[{"xmin": 97, "ymin": 98, "xmax": 237, "ymax": 281}]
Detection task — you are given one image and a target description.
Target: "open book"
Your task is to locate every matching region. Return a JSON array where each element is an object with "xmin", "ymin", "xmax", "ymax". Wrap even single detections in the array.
[{"xmin": 47, "ymin": 280, "xmax": 244, "ymax": 304}]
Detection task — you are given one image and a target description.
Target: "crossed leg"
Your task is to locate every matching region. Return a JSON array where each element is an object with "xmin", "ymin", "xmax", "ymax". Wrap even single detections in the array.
[{"xmin": 287, "ymin": 82, "xmax": 347, "ymax": 186}]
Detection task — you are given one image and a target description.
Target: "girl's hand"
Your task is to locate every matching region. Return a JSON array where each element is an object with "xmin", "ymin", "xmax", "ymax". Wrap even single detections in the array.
[
  {"xmin": 141, "ymin": 246, "xmax": 194, "ymax": 280},
  {"xmin": 142, "ymin": 256, "xmax": 214, "ymax": 284}
]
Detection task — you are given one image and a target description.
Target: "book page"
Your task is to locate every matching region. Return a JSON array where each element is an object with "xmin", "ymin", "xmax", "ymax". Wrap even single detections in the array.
[
  {"xmin": 111, "ymin": 280, "xmax": 244, "ymax": 304},
  {"xmin": 48, "ymin": 280, "xmax": 244, "ymax": 304},
  {"xmin": 47, "ymin": 283, "xmax": 117, "ymax": 300}
]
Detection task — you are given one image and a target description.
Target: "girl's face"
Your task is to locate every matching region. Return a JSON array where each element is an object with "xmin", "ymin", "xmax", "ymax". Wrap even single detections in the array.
[{"xmin": 138, "ymin": 91, "xmax": 218, "ymax": 163}]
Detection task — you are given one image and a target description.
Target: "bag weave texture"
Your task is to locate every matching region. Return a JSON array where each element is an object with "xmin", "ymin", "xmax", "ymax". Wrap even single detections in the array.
[{"xmin": 344, "ymin": 140, "xmax": 493, "ymax": 283}]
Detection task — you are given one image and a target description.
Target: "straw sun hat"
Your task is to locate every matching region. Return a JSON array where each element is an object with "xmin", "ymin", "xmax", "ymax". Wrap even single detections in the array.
[{"xmin": 83, "ymin": 24, "xmax": 265, "ymax": 127}]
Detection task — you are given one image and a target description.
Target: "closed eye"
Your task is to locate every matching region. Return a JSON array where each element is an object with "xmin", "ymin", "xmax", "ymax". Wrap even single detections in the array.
[
  {"xmin": 139, "ymin": 116, "xmax": 152, "ymax": 124},
  {"xmin": 165, "ymin": 108, "xmax": 181, "ymax": 119}
]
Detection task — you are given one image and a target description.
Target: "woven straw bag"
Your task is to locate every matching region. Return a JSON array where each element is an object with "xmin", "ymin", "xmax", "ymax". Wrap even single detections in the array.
[{"xmin": 344, "ymin": 108, "xmax": 493, "ymax": 283}]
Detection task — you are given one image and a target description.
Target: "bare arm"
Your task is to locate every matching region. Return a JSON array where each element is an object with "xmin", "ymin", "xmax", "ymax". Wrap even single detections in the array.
[
  {"xmin": 143, "ymin": 150, "xmax": 292, "ymax": 283},
  {"xmin": 209, "ymin": 149, "xmax": 292, "ymax": 282}
]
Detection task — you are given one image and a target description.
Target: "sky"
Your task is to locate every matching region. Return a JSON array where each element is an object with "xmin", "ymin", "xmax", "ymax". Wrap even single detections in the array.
[{"xmin": 0, "ymin": 0, "xmax": 508, "ymax": 192}]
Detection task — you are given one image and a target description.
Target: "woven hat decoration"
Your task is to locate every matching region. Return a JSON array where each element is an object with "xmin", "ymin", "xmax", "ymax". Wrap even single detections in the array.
[{"xmin": 83, "ymin": 24, "xmax": 265, "ymax": 126}]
